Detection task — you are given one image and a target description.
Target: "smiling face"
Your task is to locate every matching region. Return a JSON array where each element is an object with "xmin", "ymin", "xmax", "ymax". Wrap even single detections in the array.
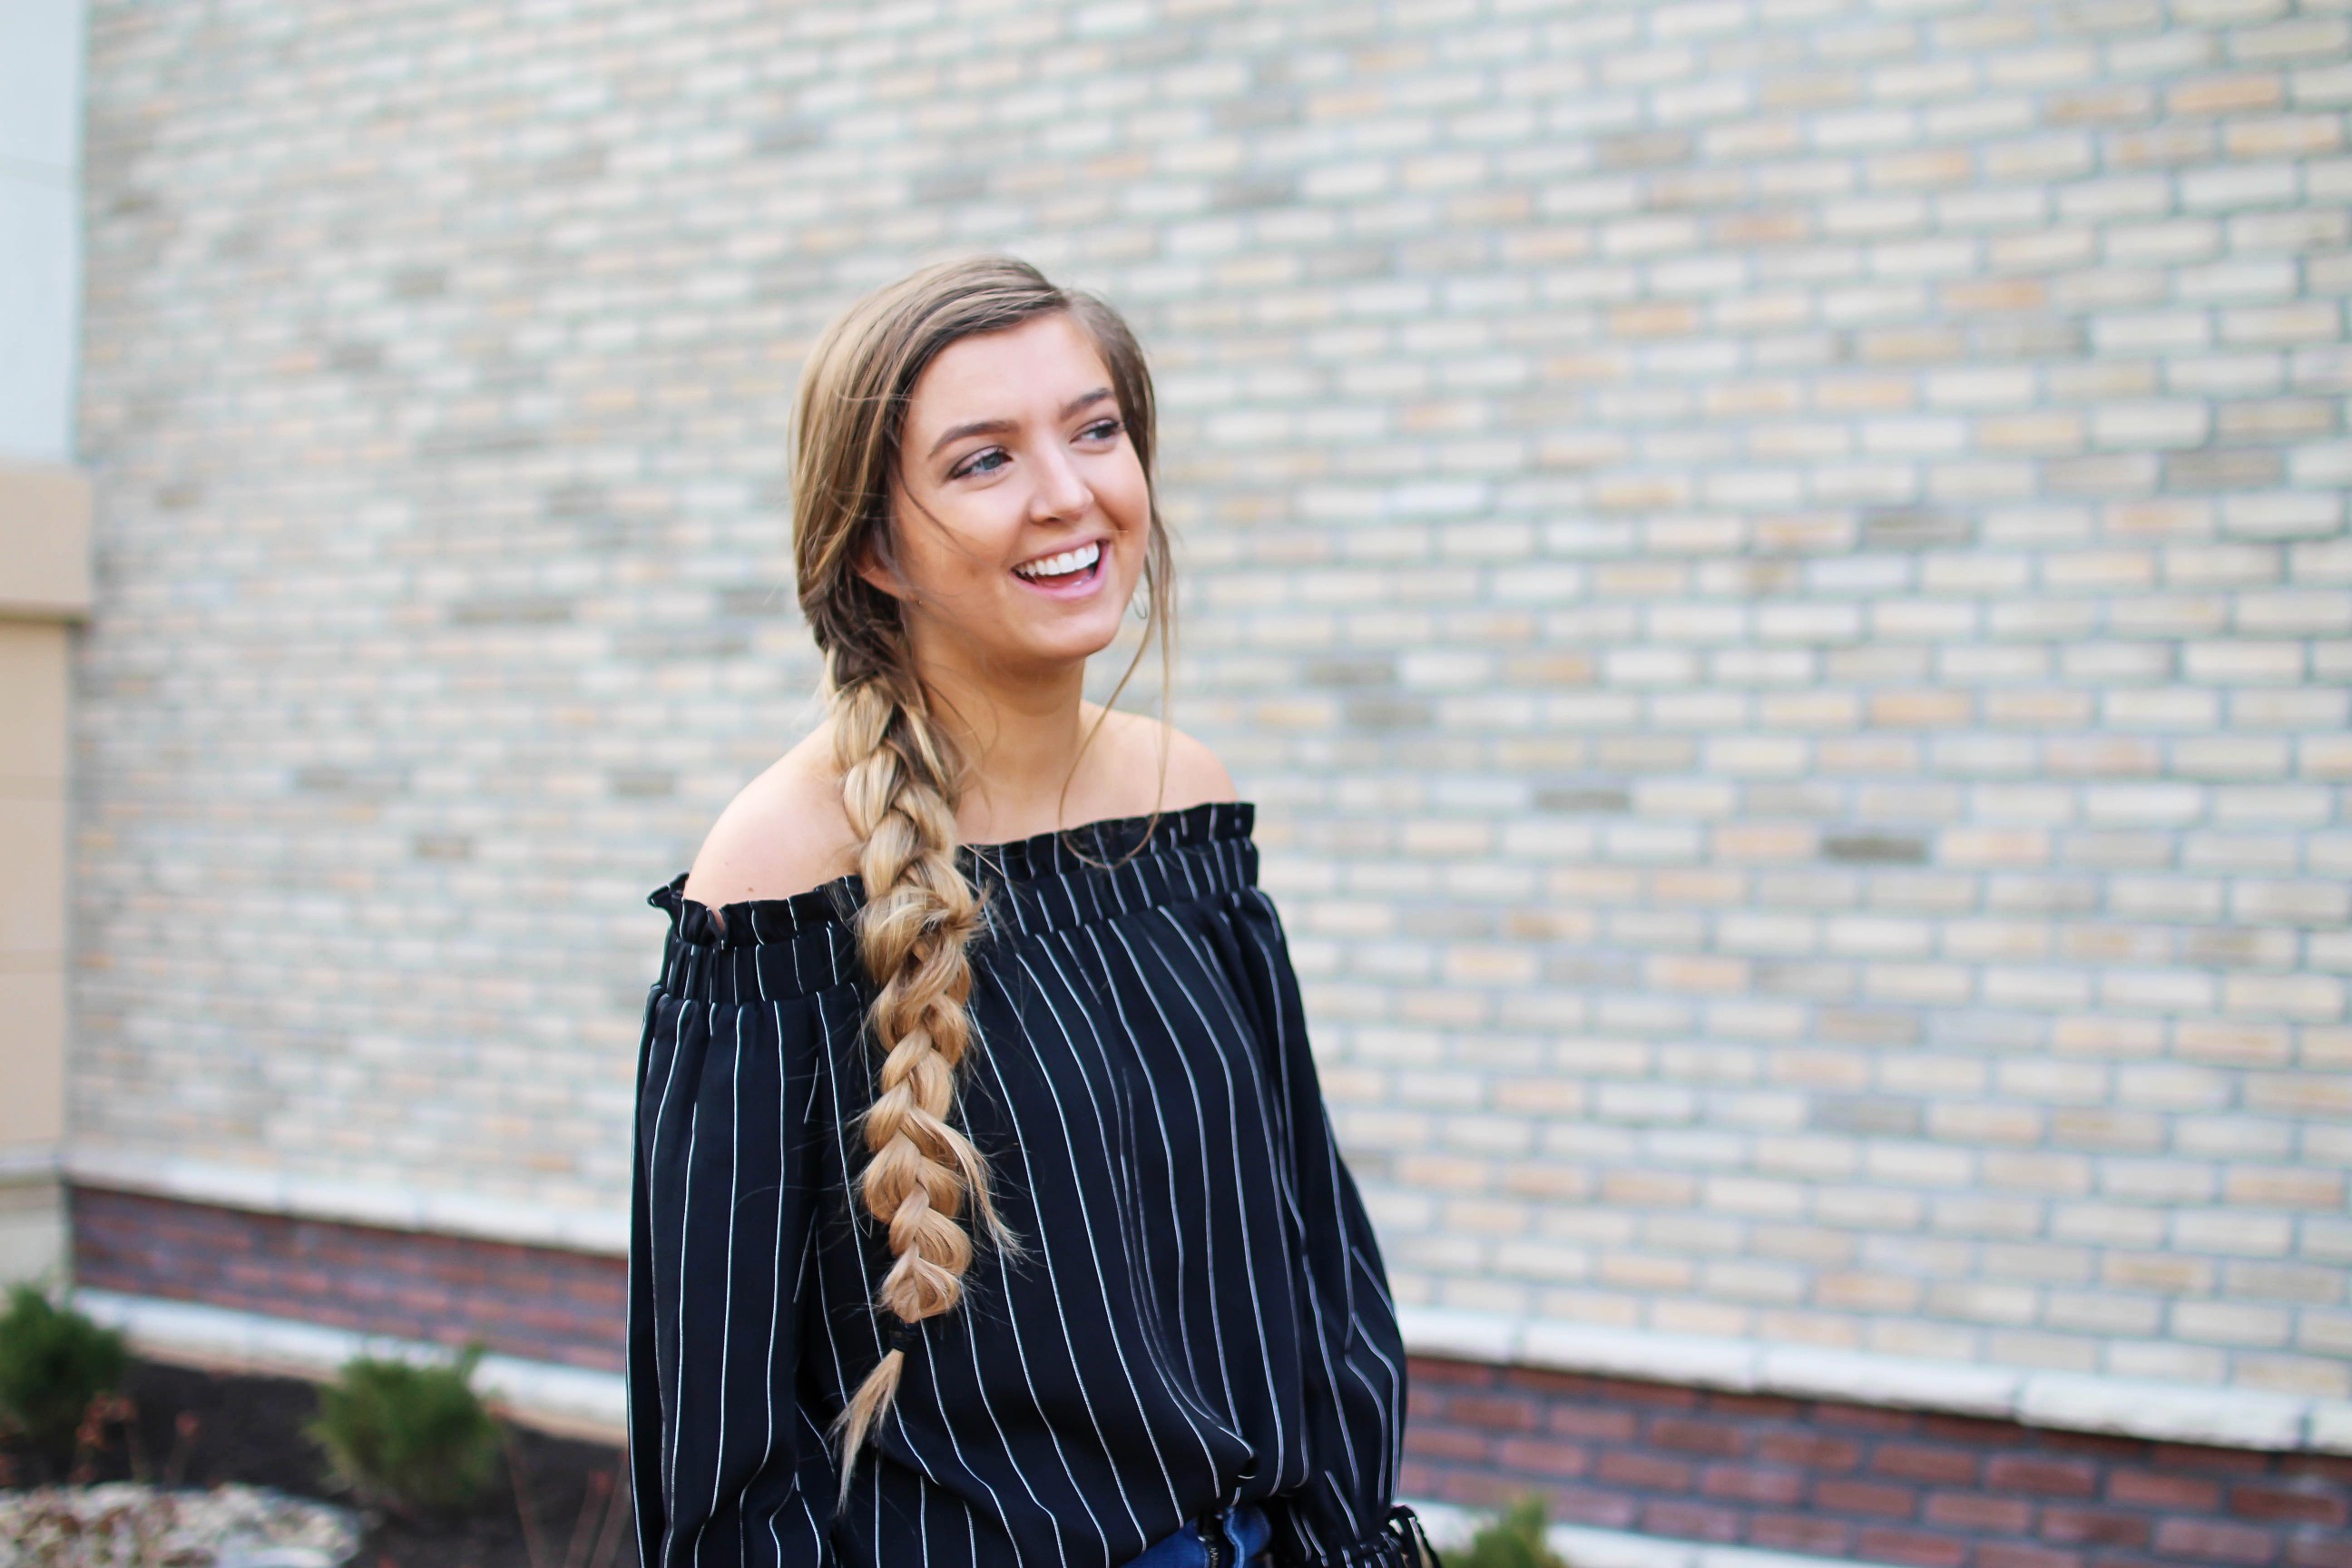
[{"xmin": 860, "ymin": 309, "xmax": 1152, "ymax": 682}]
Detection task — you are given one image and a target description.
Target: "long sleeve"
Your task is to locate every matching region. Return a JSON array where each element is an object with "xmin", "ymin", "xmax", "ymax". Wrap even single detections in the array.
[
  {"xmin": 628, "ymin": 916, "xmax": 843, "ymax": 1567},
  {"xmin": 1219, "ymin": 885, "xmax": 1419, "ymax": 1568}
]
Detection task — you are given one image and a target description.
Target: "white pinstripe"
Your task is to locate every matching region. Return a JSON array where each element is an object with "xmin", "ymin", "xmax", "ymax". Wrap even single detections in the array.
[{"xmin": 1035, "ymin": 929, "xmax": 1231, "ymax": 1481}]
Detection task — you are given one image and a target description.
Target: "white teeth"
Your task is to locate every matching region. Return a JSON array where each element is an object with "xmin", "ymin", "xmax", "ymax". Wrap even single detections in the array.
[{"xmin": 1014, "ymin": 540, "xmax": 1102, "ymax": 579}]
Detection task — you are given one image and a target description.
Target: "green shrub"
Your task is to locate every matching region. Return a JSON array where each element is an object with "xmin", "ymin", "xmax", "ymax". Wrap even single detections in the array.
[
  {"xmin": 1449, "ymin": 1495, "xmax": 1569, "ymax": 1568},
  {"xmin": 0, "ymin": 1284, "xmax": 131, "ymax": 1469},
  {"xmin": 307, "ymin": 1343, "xmax": 503, "ymax": 1514}
]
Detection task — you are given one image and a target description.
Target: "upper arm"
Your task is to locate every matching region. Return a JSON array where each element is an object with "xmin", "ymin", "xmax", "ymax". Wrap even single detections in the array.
[
  {"xmin": 628, "ymin": 945, "xmax": 839, "ymax": 1560},
  {"xmin": 680, "ymin": 752, "xmax": 860, "ymax": 916}
]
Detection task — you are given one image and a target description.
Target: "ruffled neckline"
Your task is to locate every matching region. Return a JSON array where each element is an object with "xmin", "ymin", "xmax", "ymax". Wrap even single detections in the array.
[{"xmin": 650, "ymin": 799, "xmax": 1257, "ymax": 950}]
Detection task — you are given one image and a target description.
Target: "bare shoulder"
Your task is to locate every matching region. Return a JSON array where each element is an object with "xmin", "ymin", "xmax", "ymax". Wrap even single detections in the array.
[
  {"xmin": 1094, "ymin": 706, "xmax": 1240, "ymax": 813},
  {"xmin": 680, "ymin": 726, "xmax": 861, "ymax": 915}
]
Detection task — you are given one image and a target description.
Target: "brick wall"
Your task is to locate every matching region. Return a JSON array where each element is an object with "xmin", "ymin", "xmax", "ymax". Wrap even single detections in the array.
[
  {"xmin": 72, "ymin": 1187, "xmax": 625, "ymax": 1374},
  {"xmin": 1406, "ymin": 1356, "xmax": 2352, "ymax": 1568},
  {"xmin": 72, "ymin": 0, "xmax": 2352, "ymax": 1415}
]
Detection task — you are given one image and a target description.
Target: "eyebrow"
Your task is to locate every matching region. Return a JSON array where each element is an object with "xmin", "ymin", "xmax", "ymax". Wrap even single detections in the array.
[{"xmin": 925, "ymin": 387, "xmax": 1116, "ymax": 460}]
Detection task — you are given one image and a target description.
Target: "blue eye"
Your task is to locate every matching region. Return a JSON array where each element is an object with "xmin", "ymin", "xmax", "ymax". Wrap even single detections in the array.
[
  {"xmin": 950, "ymin": 418, "xmax": 1121, "ymax": 480},
  {"xmin": 954, "ymin": 448, "xmax": 1009, "ymax": 479}
]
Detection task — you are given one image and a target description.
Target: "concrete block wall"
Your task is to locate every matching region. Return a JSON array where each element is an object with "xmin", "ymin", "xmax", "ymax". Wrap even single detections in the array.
[{"xmin": 71, "ymin": 0, "xmax": 2351, "ymax": 1416}]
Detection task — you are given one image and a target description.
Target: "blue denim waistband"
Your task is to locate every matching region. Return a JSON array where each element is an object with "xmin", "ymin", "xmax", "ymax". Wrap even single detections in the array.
[{"xmin": 1126, "ymin": 1501, "xmax": 1273, "ymax": 1568}]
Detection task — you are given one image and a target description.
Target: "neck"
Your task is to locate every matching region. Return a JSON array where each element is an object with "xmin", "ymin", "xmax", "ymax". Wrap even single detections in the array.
[{"xmin": 902, "ymin": 623, "xmax": 1098, "ymax": 841}]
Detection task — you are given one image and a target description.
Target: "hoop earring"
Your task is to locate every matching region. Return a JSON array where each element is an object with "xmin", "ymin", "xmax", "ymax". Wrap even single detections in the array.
[{"xmin": 1129, "ymin": 581, "xmax": 1150, "ymax": 622}]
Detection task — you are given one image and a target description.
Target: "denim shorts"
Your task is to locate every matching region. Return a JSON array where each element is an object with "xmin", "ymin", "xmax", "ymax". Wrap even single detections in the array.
[{"xmin": 1127, "ymin": 1501, "xmax": 1273, "ymax": 1568}]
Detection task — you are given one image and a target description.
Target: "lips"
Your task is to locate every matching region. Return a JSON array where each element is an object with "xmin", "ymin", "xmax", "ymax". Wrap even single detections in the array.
[
  {"xmin": 1013, "ymin": 539, "xmax": 1102, "ymax": 581},
  {"xmin": 1010, "ymin": 537, "xmax": 1109, "ymax": 600}
]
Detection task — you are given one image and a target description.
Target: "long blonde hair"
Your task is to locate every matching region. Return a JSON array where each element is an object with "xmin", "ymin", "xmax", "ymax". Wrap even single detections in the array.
[{"xmin": 790, "ymin": 254, "xmax": 1176, "ymax": 1500}]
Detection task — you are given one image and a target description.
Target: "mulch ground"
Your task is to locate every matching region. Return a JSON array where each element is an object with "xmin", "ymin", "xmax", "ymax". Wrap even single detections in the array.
[{"xmin": 0, "ymin": 1357, "xmax": 640, "ymax": 1568}]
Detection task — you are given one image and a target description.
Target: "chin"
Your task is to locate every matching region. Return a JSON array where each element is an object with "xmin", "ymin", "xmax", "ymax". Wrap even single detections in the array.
[{"xmin": 1006, "ymin": 612, "xmax": 1127, "ymax": 667}]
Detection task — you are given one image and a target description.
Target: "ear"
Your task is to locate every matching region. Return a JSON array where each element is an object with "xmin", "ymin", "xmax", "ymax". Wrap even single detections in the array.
[{"xmin": 850, "ymin": 525, "xmax": 905, "ymax": 603}]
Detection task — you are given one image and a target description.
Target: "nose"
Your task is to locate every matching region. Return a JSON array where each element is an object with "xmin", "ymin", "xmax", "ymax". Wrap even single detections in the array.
[{"xmin": 1029, "ymin": 441, "xmax": 1094, "ymax": 523}]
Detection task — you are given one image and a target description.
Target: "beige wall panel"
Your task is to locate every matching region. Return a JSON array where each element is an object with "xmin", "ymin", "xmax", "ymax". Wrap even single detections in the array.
[
  {"xmin": 0, "ymin": 465, "xmax": 93, "ymax": 617},
  {"xmin": 0, "ymin": 793, "xmax": 67, "ymax": 960},
  {"xmin": 0, "ymin": 622, "xmax": 70, "ymax": 784},
  {"xmin": 0, "ymin": 968, "xmax": 66, "ymax": 1152}
]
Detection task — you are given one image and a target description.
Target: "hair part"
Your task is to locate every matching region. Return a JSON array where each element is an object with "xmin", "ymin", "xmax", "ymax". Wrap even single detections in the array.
[{"xmin": 789, "ymin": 253, "xmax": 1178, "ymax": 1504}]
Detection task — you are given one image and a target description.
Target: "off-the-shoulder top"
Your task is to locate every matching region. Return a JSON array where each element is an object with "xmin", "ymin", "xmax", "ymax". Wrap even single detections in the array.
[{"xmin": 625, "ymin": 800, "xmax": 1428, "ymax": 1568}]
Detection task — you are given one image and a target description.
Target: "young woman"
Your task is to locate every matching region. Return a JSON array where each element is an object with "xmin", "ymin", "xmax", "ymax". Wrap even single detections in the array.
[{"xmin": 626, "ymin": 255, "xmax": 1436, "ymax": 1568}]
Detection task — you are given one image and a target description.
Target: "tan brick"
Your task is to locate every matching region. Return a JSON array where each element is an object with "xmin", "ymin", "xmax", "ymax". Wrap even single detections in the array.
[
  {"xmin": 2173, "ymin": 1018, "xmax": 2295, "ymax": 1065},
  {"xmin": 2222, "ymin": 1164, "xmax": 2347, "ymax": 1209}
]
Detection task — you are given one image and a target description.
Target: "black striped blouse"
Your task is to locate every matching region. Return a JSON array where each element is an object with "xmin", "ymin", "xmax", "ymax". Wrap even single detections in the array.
[{"xmin": 626, "ymin": 800, "xmax": 1427, "ymax": 1568}]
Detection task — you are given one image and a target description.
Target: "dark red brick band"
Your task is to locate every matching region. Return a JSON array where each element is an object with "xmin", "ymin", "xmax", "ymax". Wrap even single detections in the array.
[
  {"xmin": 70, "ymin": 1184, "xmax": 625, "ymax": 1374},
  {"xmin": 69, "ymin": 1187, "xmax": 2347, "ymax": 1568},
  {"xmin": 1404, "ymin": 1357, "xmax": 2349, "ymax": 1568}
]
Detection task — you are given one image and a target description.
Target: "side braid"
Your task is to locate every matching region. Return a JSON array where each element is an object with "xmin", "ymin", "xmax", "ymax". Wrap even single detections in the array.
[
  {"xmin": 823, "ymin": 671, "xmax": 1015, "ymax": 1504},
  {"xmin": 786, "ymin": 251, "xmax": 1175, "ymax": 1499}
]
